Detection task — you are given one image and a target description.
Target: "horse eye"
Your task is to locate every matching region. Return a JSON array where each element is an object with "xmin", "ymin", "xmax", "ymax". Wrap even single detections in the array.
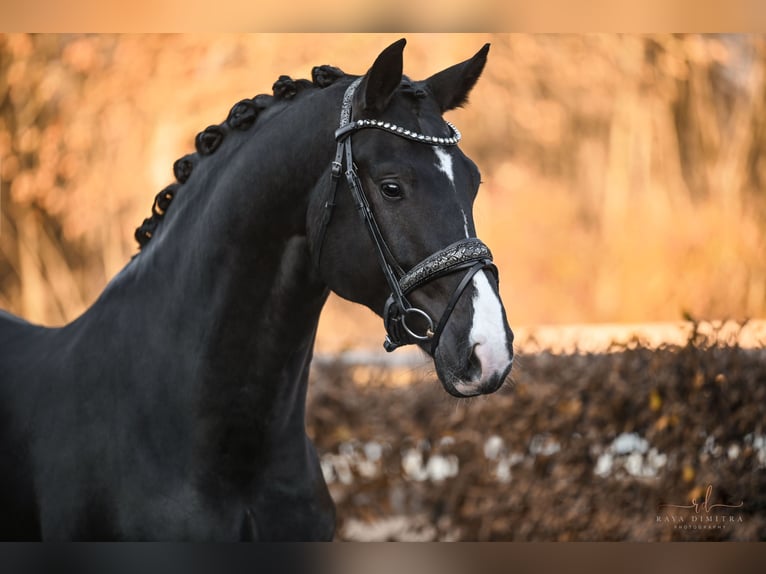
[{"xmin": 380, "ymin": 182, "xmax": 403, "ymax": 200}]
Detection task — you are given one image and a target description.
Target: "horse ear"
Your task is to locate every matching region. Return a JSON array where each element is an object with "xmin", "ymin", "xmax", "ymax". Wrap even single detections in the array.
[
  {"xmin": 426, "ymin": 43, "xmax": 490, "ymax": 113},
  {"xmin": 359, "ymin": 38, "xmax": 406, "ymax": 114}
]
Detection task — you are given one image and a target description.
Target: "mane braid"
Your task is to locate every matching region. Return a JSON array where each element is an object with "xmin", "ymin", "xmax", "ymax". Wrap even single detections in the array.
[{"xmin": 133, "ymin": 66, "xmax": 346, "ymax": 250}]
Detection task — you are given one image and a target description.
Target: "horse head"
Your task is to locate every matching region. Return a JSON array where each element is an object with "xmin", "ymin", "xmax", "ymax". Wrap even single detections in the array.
[{"xmin": 309, "ymin": 39, "xmax": 514, "ymax": 397}]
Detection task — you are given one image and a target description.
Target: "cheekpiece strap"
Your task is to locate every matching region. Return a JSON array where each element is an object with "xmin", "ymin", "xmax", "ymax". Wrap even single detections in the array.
[{"xmin": 331, "ymin": 78, "xmax": 363, "ymax": 178}]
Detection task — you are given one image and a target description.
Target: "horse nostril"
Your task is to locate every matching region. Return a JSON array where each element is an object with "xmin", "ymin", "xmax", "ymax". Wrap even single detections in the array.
[{"xmin": 466, "ymin": 343, "xmax": 482, "ymax": 381}]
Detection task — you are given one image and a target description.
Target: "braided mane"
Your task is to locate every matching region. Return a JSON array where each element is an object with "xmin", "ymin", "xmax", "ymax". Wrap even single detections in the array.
[{"xmin": 134, "ymin": 65, "xmax": 346, "ymax": 250}]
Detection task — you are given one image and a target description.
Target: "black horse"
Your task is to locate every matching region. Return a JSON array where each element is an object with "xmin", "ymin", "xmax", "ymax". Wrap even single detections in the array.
[{"xmin": 0, "ymin": 39, "xmax": 513, "ymax": 540}]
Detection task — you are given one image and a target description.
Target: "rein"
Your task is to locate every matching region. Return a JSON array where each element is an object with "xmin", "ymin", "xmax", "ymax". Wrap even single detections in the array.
[{"xmin": 316, "ymin": 78, "xmax": 497, "ymax": 354}]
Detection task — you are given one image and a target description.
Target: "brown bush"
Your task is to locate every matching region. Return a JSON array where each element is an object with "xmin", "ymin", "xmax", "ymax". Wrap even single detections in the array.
[{"xmin": 307, "ymin": 322, "xmax": 766, "ymax": 541}]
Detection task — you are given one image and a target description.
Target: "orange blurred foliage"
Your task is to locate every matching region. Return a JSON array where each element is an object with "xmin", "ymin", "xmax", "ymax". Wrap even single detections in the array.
[{"xmin": 1, "ymin": 34, "xmax": 765, "ymax": 352}]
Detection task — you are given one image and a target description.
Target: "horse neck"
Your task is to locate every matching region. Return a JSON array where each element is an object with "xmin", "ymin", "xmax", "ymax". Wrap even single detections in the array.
[{"xmin": 85, "ymin": 84, "xmax": 344, "ymax": 465}]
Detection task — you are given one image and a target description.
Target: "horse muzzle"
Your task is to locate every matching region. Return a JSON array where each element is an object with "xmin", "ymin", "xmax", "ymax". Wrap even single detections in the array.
[{"xmin": 381, "ymin": 238, "xmax": 497, "ymax": 355}]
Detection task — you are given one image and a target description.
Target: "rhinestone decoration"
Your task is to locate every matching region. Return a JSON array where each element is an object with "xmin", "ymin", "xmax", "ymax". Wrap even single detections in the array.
[
  {"xmin": 399, "ymin": 238, "xmax": 493, "ymax": 294},
  {"xmin": 344, "ymin": 119, "xmax": 461, "ymax": 146},
  {"xmin": 335, "ymin": 78, "xmax": 462, "ymax": 147}
]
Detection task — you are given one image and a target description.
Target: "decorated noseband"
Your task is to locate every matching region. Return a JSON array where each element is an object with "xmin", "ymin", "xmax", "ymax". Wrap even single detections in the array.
[{"xmin": 316, "ymin": 77, "xmax": 497, "ymax": 354}]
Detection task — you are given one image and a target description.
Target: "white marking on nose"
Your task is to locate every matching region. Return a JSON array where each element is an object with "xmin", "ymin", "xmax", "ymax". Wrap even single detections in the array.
[
  {"xmin": 434, "ymin": 147, "xmax": 470, "ymax": 238},
  {"xmin": 469, "ymin": 271, "xmax": 511, "ymax": 383},
  {"xmin": 461, "ymin": 211, "xmax": 470, "ymax": 238},
  {"xmin": 434, "ymin": 147, "xmax": 455, "ymax": 187}
]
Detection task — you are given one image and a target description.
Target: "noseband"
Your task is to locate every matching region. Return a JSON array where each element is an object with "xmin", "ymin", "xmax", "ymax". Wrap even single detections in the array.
[{"xmin": 316, "ymin": 78, "xmax": 497, "ymax": 354}]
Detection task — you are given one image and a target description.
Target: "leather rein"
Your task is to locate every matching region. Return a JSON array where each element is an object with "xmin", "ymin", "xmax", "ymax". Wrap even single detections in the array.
[{"xmin": 315, "ymin": 78, "xmax": 497, "ymax": 354}]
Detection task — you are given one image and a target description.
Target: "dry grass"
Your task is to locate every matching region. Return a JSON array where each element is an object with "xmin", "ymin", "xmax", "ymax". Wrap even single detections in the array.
[
  {"xmin": 307, "ymin": 321, "xmax": 766, "ymax": 540},
  {"xmin": 1, "ymin": 34, "xmax": 765, "ymax": 346}
]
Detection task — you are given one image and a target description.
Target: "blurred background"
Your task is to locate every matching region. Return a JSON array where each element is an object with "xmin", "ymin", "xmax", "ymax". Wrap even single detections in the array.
[
  {"xmin": 2, "ymin": 33, "xmax": 765, "ymax": 541},
  {"xmin": 1, "ymin": 34, "xmax": 765, "ymax": 351}
]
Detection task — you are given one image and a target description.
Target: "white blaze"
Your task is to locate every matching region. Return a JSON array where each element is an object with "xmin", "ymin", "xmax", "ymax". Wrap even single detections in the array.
[
  {"xmin": 434, "ymin": 147, "xmax": 470, "ymax": 238},
  {"xmin": 461, "ymin": 211, "xmax": 470, "ymax": 238},
  {"xmin": 468, "ymin": 271, "xmax": 512, "ymax": 382},
  {"xmin": 434, "ymin": 147, "xmax": 454, "ymax": 186},
  {"xmin": 434, "ymin": 147, "xmax": 509, "ymax": 385}
]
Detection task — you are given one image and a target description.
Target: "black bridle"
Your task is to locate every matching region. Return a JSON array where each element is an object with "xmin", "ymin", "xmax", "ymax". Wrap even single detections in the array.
[{"xmin": 315, "ymin": 78, "xmax": 497, "ymax": 354}]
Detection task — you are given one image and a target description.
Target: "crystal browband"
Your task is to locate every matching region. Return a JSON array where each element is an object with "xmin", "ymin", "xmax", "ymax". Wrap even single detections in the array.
[{"xmin": 334, "ymin": 119, "xmax": 462, "ymax": 146}]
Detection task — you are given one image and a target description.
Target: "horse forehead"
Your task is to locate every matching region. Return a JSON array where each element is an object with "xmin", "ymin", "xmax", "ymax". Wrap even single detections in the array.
[
  {"xmin": 390, "ymin": 145, "xmax": 464, "ymax": 189},
  {"xmin": 433, "ymin": 147, "xmax": 456, "ymax": 186}
]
